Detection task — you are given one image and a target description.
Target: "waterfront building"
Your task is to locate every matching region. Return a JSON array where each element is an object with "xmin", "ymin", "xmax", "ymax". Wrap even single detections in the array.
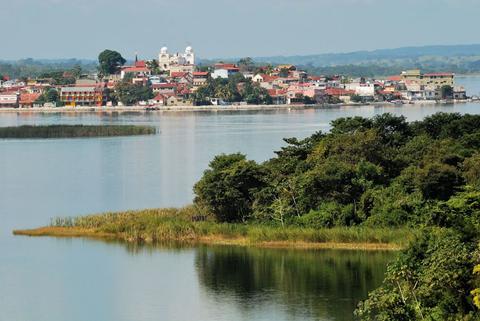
[
  {"xmin": 59, "ymin": 86, "xmax": 107, "ymax": 107},
  {"xmin": 120, "ymin": 60, "xmax": 151, "ymax": 80},
  {"xmin": 19, "ymin": 93, "xmax": 41, "ymax": 108},
  {"xmin": 400, "ymin": 69, "xmax": 454, "ymax": 88},
  {"xmin": 192, "ymin": 71, "xmax": 209, "ymax": 88},
  {"xmin": 344, "ymin": 82, "xmax": 375, "ymax": 97},
  {"xmin": 454, "ymin": 86, "xmax": 467, "ymax": 99},
  {"xmin": 423, "ymin": 72, "xmax": 455, "ymax": 88},
  {"xmin": 211, "ymin": 64, "xmax": 240, "ymax": 79},
  {"xmin": 0, "ymin": 92, "xmax": 19, "ymax": 108}
]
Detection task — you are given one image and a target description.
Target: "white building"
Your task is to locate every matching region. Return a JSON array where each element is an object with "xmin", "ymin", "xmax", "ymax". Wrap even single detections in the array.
[
  {"xmin": 0, "ymin": 92, "xmax": 19, "ymax": 107},
  {"xmin": 344, "ymin": 82, "xmax": 375, "ymax": 97},
  {"xmin": 158, "ymin": 46, "xmax": 195, "ymax": 71},
  {"xmin": 211, "ymin": 64, "xmax": 240, "ymax": 79}
]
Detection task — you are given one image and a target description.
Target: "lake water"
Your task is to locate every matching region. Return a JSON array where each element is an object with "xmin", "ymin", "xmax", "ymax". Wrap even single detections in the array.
[{"xmin": 1, "ymin": 76, "xmax": 480, "ymax": 321}]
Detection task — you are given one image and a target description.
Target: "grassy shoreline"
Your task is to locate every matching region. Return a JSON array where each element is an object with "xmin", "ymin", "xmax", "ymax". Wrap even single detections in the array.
[{"xmin": 13, "ymin": 207, "xmax": 415, "ymax": 250}]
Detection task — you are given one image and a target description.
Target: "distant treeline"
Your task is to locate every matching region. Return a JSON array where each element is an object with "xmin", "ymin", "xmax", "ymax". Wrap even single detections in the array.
[
  {"xmin": 205, "ymin": 44, "xmax": 480, "ymax": 77},
  {"xmin": 0, "ymin": 58, "xmax": 97, "ymax": 79},
  {"xmin": 302, "ymin": 60, "xmax": 480, "ymax": 78},
  {"xmin": 0, "ymin": 125, "xmax": 156, "ymax": 139}
]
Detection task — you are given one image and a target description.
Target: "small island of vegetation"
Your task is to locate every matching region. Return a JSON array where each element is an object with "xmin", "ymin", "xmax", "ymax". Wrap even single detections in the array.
[
  {"xmin": 14, "ymin": 112, "xmax": 480, "ymax": 320},
  {"xmin": 0, "ymin": 124, "xmax": 157, "ymax": 139}
]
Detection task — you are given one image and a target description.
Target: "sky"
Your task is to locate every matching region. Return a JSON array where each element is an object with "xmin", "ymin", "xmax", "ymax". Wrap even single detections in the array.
[{"xmin": 1, "ymin": 0, "xmax": 480, "ymax": 60}]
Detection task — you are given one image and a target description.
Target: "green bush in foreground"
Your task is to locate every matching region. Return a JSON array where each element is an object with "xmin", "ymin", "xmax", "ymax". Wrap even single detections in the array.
[{"xmin": 0, "ymin": 124, "xmax": 156, "ymax": 138}]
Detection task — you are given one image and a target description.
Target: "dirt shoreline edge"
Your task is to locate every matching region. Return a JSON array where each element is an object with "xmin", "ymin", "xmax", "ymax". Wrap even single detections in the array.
[{"xmin": 13, "ymin": 227, "xmax": 402, "ymax": 251}]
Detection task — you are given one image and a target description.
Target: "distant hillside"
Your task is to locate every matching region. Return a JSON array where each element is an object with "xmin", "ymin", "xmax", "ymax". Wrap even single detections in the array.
[
  {"xmin": 202, "ymin": 44, "xmax": 480, "ymax": 77},
  {"xmin": 3, "ymin": 44, "xmax": 480, "ymax": 79},
  {"xmin": 250, "ymin": 44, "xmax": 480, "ymax": 66}
]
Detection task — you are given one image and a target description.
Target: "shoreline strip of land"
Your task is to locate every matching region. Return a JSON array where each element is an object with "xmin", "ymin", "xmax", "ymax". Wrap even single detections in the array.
[
  {"xmin": 0, "ymin": 99, "xmax": 473, "ymax": 114},
  {"xmin": 12, "ymin": 225, "xmax": 408, "ymax": 251}
]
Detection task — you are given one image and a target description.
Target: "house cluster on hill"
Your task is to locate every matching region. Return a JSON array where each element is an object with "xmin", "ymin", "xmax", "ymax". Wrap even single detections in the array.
[{"xmin": 0, "ymin": 47, "xmax": 469, "ymax": 108}]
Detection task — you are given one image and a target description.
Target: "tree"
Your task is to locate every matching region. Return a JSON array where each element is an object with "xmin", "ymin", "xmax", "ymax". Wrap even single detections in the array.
[
  {"xmin": 237, "ymin": 57, "xmax": 255, "ymax": 73},
  {"xmin": 351, "ymin": 95, "xmax": 363, "ymax": 103},
  {"xmin": 194, "ymin": 154, "xmax": 266, "ymax": 222},
  {"xmin": 146, "ymin": 59, "xmax": 161, "ymax": 75},
  {"xmin": 71, "ymin": 65, "xmax": 82, "ymax": 78},
  {"xmin": 114, "ymin": 81, "xmax": 153, "ymax": 105},
  {"xmin": 242, "ymin": 79, "xmax": 271, "ymax": 105},
  {"xmin": 463, "ymin": 154, "xmax": 480, "ymax": 187},
  {"xmin": 356, "ymin": 228, "xmax": 476, "ymax": 321},
  {"xmin": 278, "ymin": 68, "xmax": 289, "ymax": 77},
  {"xmin": 415, "ymin": 162, "xmax": 464, "ymax": 200},
  {"xmin": 36, "ymin": 88, "xmax": 62, "ymax": 106},
  {"xmin": 98, "ymin": 50, "xmax": 126, "ymax": 76},
  {"xmin": 441, "ymin": 85, "xmax": 454, "ymax": 99}
]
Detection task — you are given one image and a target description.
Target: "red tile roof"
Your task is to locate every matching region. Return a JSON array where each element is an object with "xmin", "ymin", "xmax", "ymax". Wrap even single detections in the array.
[
  {"xmin": 153, "ymin": 93, "xmax": 166, "ymax": 101},
  {"xmin": 325, "ymin": 88, "xmax": 355, "ymax": 96},
  {"xmin": 19, "ymin": 93, "xmax": 41, "ymax": 104},
  {"xmin": 123, "ymin": 67, "xmax": 149, "ymax": 73},
  {"xmin": 258, "ymin": 74, "xmax": 279, "ymax": 82},
  {"xmin": 267, "ymin": 89, "xmax": 287, "ymax": 97},
  {"xmin": 170, "ymin": 72, "xmax": 190, "ymax": 78},
  {"xmin": 152, "ymin": 83, "xmax": 177, "ymax": 88},
  {"xmin": 215, "ymin": 63, "xmax": 237, "ymax": 68},
  {"xmin": 193, "ymin": 71, "xmax": 209, "ymax": 77},
  {"xmin": 135, "ymin": 60, "xmax": 147, "ymax": 68},
  {"xmin": 387, "ymin": 76, "xmax": 402, "ymax": 82}
]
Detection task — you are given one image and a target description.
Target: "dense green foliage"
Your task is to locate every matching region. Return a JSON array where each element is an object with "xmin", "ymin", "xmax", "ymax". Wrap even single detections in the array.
[
  {"xmin": 0, "ymin": 125, "xmax": 156, "ymax": 139},
  {"xmin": 192, "ymin": 74, "xmax": 272, "ymax": 105},
  {"xmin": 114, "ymin": 80, "xmax": 154, "ymax": 105},
  {"xmin": 194, "ymin": 112, "xmax": 480, "ymax": 320},
  {"xmin": 34, "ymin": 87, "xmax": 63, "ymax": 106},
  {"xmin": 0, "ymin": 58, "xmax": 96, "ymax": 79},
  {"xmin": 98, "ymin": 49, "xmax": 126, "ymax": 76}
]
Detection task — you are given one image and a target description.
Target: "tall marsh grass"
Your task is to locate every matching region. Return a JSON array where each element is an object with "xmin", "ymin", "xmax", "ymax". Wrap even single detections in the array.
[
  {"xmin": 50, "ymin": 206, "xmax": 416, "ymax": 247},
  {"xmin": 0, "ymin": 125, "xmax": 156, "ymax": 138}
]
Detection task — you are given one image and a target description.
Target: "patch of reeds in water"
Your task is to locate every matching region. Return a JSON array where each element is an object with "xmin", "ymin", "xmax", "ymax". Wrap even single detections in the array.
[
  {"xmin": 49, "ymin": 206, "xmax": 416, "ymax": 248},
  {"xmin": 0, "ymin": 125, "xmax": 157, "ymax": 138}
]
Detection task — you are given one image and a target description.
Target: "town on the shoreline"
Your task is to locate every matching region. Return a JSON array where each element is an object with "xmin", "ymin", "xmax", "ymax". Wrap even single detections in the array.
[{"xmin": 0, "ymin": 47, "xmax": 470, "ymax": 109}]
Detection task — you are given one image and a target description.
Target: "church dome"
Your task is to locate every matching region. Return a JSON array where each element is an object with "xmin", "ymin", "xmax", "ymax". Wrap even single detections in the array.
[
  {"xmin": 185, "ymin": 46, "xmax": 193, "ymax": 54},
  {"xmin": 160, "ymin": 47, "xmax": 168, "ymax": 54}
]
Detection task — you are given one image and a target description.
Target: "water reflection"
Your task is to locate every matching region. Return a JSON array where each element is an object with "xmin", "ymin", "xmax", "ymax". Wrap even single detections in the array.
[{"xmin": 195, "ymin": 246, "xmax": 395, "ymax": 321}]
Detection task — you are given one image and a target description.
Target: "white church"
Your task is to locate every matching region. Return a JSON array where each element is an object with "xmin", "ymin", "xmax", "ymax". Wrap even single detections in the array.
[{"xmin": 158, "ymin": 46, "xmax": 195, "ymax": 73}]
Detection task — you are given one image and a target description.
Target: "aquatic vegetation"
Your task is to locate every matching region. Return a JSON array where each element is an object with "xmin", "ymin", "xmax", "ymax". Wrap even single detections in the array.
[
  {"xmin": 15, "ymin": 205, "xmax": 415, "ymax": 249},
  {"xmin": 0, "ymin": 124, "xmax": 156, "ymax": 138}
]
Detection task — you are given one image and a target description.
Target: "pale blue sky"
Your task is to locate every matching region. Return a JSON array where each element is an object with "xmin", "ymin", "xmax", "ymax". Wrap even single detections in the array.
[{"xmin": 1, "ymin": 0, "xmax": 479, "ymax": 60}]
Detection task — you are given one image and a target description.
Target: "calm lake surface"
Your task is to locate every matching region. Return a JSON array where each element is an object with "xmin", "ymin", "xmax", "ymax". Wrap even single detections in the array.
[{"xmin": 1, "ymin": 76, "xmax": 480, "ymax": 321}]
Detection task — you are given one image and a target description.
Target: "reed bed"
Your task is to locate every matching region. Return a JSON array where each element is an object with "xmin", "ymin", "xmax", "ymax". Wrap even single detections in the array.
[
  {"xmin": 46, "ymin": 206, "xmax": 415, "ymax": 248},
  {"xmin": 0, "ymin": 125, "xmax": 156, "ymax": 138}
]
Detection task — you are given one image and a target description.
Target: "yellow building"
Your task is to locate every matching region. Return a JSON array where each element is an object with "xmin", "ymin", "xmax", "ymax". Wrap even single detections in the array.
[
  {"xmin": 60, "ymin": 86, "xmax": 106, "ymax": 107},
  {"xmin": 400, "ymin": 69, "xmax": 454, "ymax": 88}
]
